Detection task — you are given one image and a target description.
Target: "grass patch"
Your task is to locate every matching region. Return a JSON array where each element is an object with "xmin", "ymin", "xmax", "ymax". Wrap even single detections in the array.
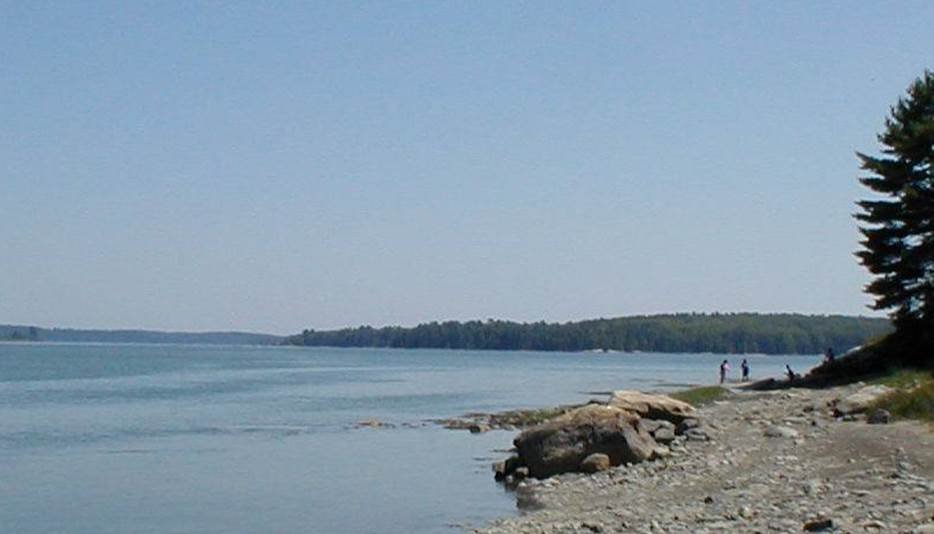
[
  {"xmin": 867, "ymin": 368, "xmax": 933, "ymax": 389},
  {"xmin": 871, "ymin": 378, "xmax": 934, "ymax": 423},
  {"xmin": 671, "ymin": 385, "xmax": 731, "ymax": 406}
]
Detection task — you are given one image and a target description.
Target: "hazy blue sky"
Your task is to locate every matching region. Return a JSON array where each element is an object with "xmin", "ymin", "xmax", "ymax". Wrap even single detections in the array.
[{"xmin": 2, "ymin": 2, "xmax": 931, "ymax": 334}]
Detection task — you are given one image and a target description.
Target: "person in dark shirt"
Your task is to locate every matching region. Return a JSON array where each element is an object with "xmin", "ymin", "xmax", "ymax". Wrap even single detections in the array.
[
  {"xmin": 824, "ymin": 347, "xmax": 835, "ymax": 364},
  {"xmin": 785, "ymin": 364, "xmax": 795, "ymax": 382},
  {"xmin": 741, "ymin": 359, "xmax": 750, "ymax": 381}
]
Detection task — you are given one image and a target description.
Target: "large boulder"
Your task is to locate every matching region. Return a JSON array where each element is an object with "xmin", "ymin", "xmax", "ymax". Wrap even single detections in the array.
[
  {"xmin": 609, "ymin": 390, "xmax": 695, "ymax": 424},
  {"xmin": 513, "ymin": 404, "xmax": 657, "ymax": 478},
  {"xmin": 834, "ymin": 385, "xmax": 893, "ymax": 415}
]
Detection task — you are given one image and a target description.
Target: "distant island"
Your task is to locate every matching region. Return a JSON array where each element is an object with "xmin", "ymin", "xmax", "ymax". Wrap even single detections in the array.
[
  {"xmin": 285, "ymin": 313, "xmax": 891, "ymax": 355},
  {"xmin": 1, "ymin": 313, "xmax": 893, "ymax": 354},
  {"xmin": 0, "ymin": 325, "xmax": 283, "ymax": 346}
]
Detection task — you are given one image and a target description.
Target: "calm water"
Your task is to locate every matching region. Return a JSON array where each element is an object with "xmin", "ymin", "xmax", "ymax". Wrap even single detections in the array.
[{"xmin": 0, "ymin": 343, "xmax": 821, "ymax": 533}]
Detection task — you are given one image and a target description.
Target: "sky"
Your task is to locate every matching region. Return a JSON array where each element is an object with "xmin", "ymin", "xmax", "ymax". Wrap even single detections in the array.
[{"xmin": 2, "ymin": 2, "xmax": 932, "ymax": 334}]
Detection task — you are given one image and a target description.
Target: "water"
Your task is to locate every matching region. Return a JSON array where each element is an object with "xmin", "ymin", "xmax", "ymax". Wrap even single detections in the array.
[{"xmin": 0, "ymin": 343, "xmax": 821, "ymax": 533}]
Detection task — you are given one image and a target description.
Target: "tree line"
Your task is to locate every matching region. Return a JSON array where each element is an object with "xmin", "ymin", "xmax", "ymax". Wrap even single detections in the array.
[{"xmin": 284, "ymin": 313, "xmax": 891, "ymax": 355}]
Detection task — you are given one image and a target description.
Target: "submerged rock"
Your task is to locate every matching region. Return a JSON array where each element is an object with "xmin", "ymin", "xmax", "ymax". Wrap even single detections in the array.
[{"xmin": 355, "ymin": 418, "xmax": 392, "ymax": 429}]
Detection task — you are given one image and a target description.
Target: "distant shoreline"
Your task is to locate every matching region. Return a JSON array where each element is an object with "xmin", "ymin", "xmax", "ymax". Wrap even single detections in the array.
[{"xmin": 0, "ymin": 325, "xmax": 284, "ymax": 346}]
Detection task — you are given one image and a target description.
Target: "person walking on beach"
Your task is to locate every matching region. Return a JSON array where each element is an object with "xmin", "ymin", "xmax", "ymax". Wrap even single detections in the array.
[
  {"xmin": 741, "ymin": 359, "xmax": 750, "ymax": 382},
  {"xmin": 719, "ymin": 359, "xmax": 730, "ymax": 384},
  {"xmin": 824, "ymin": 347, "xmax": 835, "ymax": 364}
]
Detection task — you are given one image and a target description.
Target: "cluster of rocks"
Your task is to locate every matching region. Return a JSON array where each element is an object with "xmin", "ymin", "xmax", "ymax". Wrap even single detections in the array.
[
  {"xmin": 475, "ymin": 384, "xmax": 934, "ymax": 533},
  {"xmin": 436, "ymin": 405, "xmax": 584, "ymax": 434},
  {"xmin": 492, "ymin": 391, "xmax": 705, "ymax": 485}
]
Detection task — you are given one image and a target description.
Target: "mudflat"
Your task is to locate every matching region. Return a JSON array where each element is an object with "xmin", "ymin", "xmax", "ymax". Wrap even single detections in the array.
[{"xmin": 476, "ymin": 384, "xmax": 934, "ymax": 533}]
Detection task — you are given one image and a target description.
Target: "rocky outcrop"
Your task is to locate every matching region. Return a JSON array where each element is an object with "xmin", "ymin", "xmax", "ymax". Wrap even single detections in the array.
[
  {"xmin": 479, "ymin": 383, "xmax": 934, "ymax": 534},
  {"xmin": 609, "ymin": 390, "xmax": 695, "ymax": 424},
  {"xmin": 833, "ymin": 385, "xmax": 893, "ymax": 415},
  {"xmin": 513, "ymin": 404, "xmax": 658, "ymax": 478}
]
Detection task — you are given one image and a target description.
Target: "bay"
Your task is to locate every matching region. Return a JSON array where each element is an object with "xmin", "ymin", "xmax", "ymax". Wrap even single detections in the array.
[{"xmin": 0, "ymin": 343, "xmax": 820, "ymax": 533}]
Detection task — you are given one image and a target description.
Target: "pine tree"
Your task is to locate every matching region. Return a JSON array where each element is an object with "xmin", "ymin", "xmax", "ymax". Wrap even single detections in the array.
[{"xmin": 856, "ymin": 71, "xmax": 934, "ymax": 335}]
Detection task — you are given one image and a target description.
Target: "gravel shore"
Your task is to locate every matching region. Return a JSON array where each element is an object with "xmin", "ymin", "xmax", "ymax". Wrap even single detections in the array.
[{"xmin": 476, "ymin": 384, "xmax": 934, "ymax": 533}]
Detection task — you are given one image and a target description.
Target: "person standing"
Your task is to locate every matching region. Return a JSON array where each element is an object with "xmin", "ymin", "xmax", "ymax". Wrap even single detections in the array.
[
  {"xmin": 719, "ymin": 359, "xmax": 730, "ymax": 384},
  {"xmin": 741, "ymin": 359, "xmax": 750, "ymax": 381}
]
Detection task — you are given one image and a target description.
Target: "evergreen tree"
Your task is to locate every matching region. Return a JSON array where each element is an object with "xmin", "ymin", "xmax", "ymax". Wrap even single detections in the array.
[{"xmin": 856, "ymin": 71, "xmax": 934, "ymax": 334}]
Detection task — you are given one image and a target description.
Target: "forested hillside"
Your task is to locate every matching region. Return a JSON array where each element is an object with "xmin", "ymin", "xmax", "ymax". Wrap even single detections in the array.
[
  {"xmin": 0, "ymin": 325, "xmax": 282, "ymax": 345},
  {"xmin": 285, "ymin": 314, "xmax": 891, "ymax": 355}
]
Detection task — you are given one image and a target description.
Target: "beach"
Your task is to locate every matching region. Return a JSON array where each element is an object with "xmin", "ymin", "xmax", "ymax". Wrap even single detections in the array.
[{"xmin": 476, "ymin": 383, "xmax": 934, "ymax": 533}]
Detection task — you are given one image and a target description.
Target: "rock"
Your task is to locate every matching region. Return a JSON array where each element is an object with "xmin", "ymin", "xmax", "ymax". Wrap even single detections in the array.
[
  {"xmin": 609, "ymin": 390, "xmax": 696, "ymax": 424},
  {"xmin": 513, "ymin": 404, "xmax": 657, "ymax": 478},
  {"xmin": 685, "ymin": 428, "xmax": 709, "ymax": 441},
  {"xmin": 651, "ymin": 445, "xmax": 671, "ymax": 459},
  {"xmin": 783, "ymin": 416, "xmax": 808, "ymax": 425},
  {"xmin": 469, "ymin": 423, "xmax": 492, "ymax": 433},
  {"xmin": 834, "ymin": 385, "xmax": 893, "ymax": 415},
  {"xmin": 867, "ymin": 408, "xmax": 892, "ymax": 424},
  {"xmin": 355, "ymin": 418, "xmax": 391, "ymax": 429},
  {"xmin": 764, "ymin": 425, "xmax": 799, "ymax": 438},
  {"xmin": 638, "ymin": 419, "xmax": 663, "ymax": 433},
  {"xmin": 513, "ymin": 466, "xmax": 529, "ymax": 480},
  {"xmin": 803, "ymin": 518, "xmax": 834, "ymax": 531},
  {"xmin": 493, "ymin": 456, "xmax": 522, "ymax": 480},
  {"xmin": 580, "ymin": 453, "xmax": 612, "ymax": 473},
  {"xmin": 676, "ymin": 418, "xmax": 700, "ymax": 435},
  {"xmin": 653, "ymin": 427, "xmax": 676, "ymax": 444},
  {"xmin": 803, "ymin": 480, "xmax": 820, "ymax": 495}
]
